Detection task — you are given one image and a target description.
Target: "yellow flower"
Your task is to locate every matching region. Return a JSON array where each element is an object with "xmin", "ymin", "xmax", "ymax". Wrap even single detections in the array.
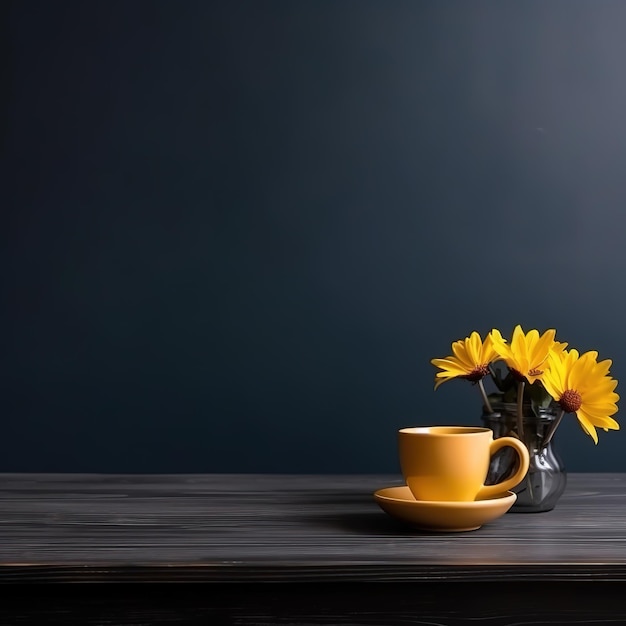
[
  {"xmin": 431, "ymin": 331, "xmax": 498, "ymax": 390},
  {"xmin": 490, "ymin": 325, "xmax": 564, "ymax": 385},
  {"xmin": 541, "ymin": 349, "xmax": 619, "ymax": 444}
]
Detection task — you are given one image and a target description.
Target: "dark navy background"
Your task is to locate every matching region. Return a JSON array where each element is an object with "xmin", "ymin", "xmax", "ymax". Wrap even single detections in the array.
[{"xmin": 3, "ymin": 1, "xmax": 626, "ymax": 472}]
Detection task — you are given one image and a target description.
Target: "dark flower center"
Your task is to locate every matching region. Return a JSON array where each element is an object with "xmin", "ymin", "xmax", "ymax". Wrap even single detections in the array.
[
  {"xmin": 462, "ymin": 364, "xmax": 490, "ymax": 382},
  {"xmin": 559, "ymin": 389, "xmax": 582, "ymax": 413}
]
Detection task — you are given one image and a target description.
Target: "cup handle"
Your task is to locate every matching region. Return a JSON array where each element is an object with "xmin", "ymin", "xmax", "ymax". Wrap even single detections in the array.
[{"xmin": 477, "ymin": 436, "xmax": 530, "ymax": 500}]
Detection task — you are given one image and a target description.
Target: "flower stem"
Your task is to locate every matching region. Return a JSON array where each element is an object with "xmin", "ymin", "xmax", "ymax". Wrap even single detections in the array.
[
  {"xmin": 543, "ymin": 408, "xmax": 565, "ymax": 448},
  {"xmin": 517, "ymin": 381, "xmax": 525, "ymax": 437},
  {"xmin": 478, "ymin": 379, "xmax": 494, "ymax": 415},
  {"xmin": 488, "ymin": 365, "xmax": 503, "ymax": 391}
]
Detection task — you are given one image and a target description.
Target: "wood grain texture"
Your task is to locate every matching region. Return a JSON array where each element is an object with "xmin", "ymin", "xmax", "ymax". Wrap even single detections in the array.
[{"xmin": 1, "ymin": 473, "xmax": 626, "ymax": 583}]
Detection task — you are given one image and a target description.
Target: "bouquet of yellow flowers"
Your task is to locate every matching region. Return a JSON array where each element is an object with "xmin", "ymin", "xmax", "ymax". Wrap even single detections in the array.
[{"xmin": 431, "ymin": 325, "xmax": 619, "ymax": 445}]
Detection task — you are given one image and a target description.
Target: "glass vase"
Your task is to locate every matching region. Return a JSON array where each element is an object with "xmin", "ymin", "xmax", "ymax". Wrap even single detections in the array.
[{"xmin": 481, "ymin": 404, "xmax": 567, "ymax": 513}]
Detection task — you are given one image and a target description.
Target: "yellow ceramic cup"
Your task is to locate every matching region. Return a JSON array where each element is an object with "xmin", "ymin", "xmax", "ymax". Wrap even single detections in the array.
[{"xmin": 398, "ymin": 426, "xmax": 530, "ymax": 502}]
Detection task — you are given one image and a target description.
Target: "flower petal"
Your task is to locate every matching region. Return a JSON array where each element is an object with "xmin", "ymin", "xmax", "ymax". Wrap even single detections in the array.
[{"xmin": 575, "ymin": 409, "xmax": 599, "ymax": 444}]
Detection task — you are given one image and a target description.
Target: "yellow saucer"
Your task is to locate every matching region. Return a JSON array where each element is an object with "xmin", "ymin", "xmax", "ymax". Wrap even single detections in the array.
[{"xmin": 374, "ymin": 485, "xmax": 517, "ymax": 532}]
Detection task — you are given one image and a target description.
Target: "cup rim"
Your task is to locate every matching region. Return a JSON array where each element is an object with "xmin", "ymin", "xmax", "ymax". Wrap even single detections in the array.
[{"xmin": 399, "ymin": 426, "xmax": 490, "ymax": 436}]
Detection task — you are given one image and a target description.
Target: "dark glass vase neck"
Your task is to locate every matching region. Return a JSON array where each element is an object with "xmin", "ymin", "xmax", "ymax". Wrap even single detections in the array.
[{"xmin": 483, "ymin": 403, "xmax": 560, "ymax": 453}]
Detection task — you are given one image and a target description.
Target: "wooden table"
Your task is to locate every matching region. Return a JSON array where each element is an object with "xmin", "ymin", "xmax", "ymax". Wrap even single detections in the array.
[{"xmin": 2, "ymin": 473, "xmax": 626, "ymax": 624}]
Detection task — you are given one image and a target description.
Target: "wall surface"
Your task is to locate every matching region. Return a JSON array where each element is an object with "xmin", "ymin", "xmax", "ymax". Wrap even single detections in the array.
[{"xmin": 3, "ymin": 0, "xmax": 626, "ymax": 473}]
